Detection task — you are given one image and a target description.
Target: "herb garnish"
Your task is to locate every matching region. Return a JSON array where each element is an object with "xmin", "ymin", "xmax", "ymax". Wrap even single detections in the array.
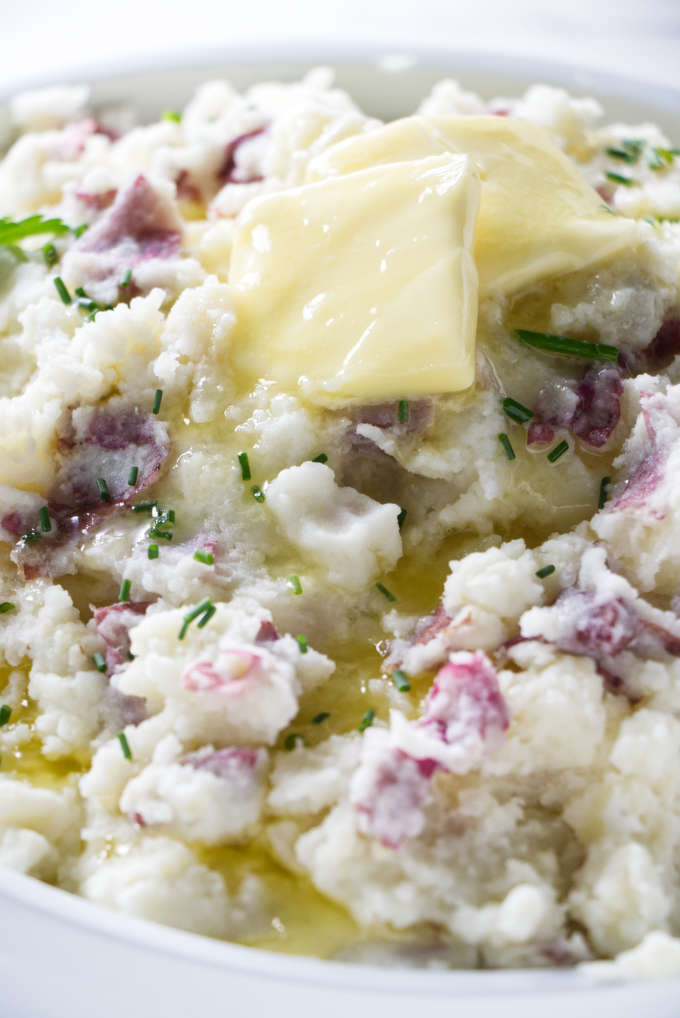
[
  {"xmin": 502, "ymin": 397, "xmax": 534, "ymax": 423},
  {"xmin": 23, "ymin": 530, "xmax": 41, "ymax": 544},
  {"xmin": 120, "ymin": 268, "xmax": 132, "ymax": 288},
  {"xmin": 536, "ymin": 564, "xmax": 556, "ymax": 579},
  {"xmin": 598, "ymin": 475, "xmax": 612, "ymax": 510},
  {"xmin": 375, "ymin": 582, "xmax": 396, "ymax": 602},
  {"xmin": 118, "ymin": 579, "xmax": 131, "ymax": 602},
  {"xmin": 296, "ymin": 634, "xmax": 308, "ymax": 654},
  {"xmin": 606, "ymin": 146, "xmax": 636, "ymax": 163},
  {"xmin": 251, "ymin": 485, "xmax": 265, "ymax": 503},
  {"xmin": 178, "ymin": 597, "xmax": 215, "ymax": 640},
  {"xmin": 498, "ymin": 433, "xmax": 515, "ymax": 460},
  {"xmin": 152, "ymin": 389, "xmax": 163, "ymax": 415},
  {"xmin": 53, "ymin": 276, "xmax": 71, "ymax": 305},
  {"xmin": 147, "ymin": 544, "xmax": 159, "ymax": 560},
  {"xmin": 284, "ymin": 733, "xmax": 303, "ymax": 750},
  {"xmin": 162, "ymin": 110, "xmax": 182, "ymax": 123},
  {"xmin": 547, "ymin": 440, "xmax": 569, "ymax": 463},
  {"xmin": 131, "ymin": 500, "xmax": 158, "ymax": 514},
  {"xmin": 312, "ymin": 712, "xmax": 330, "ymax": 724},
  {"xmin": 92, "ymin": 652, "xmax": 107, "ymax": 673},
  {"xmin": 39, "ymin": 506, "xmax": 51, "ymax": 533},
  {"xmin": 515, "ymin": 329, "xmax": 619, "ymax": 363},
  {"xmin": 605, "ymin": 171, "xmax": 635, "ymax": 187},
  {"xmin": 42, "ymin": 242, "xmax": 58, "ymax": 268},
  {"xmin": 358, "ymin": 708, "xmax": 375, "ymax": 732},
  {"xmin": 398, "ymin": 399, "xmax": 410, "ymax": 422},
  {"xmin": 0, "ymin": 705, "xmax": 11, "ymax": 727},
  {"xmin": 117, "ymin": 731, "xmax": 132, "ymax": 759},
  {"xmin": 397, "ymin": 508, "xmax": 407, "ymax": 530},
  {"xmin": 127, "ymin": 466, "xmax": 139, "ymax": 486},
  {"xmin": 392, "ymin": 669, "xmax": 411, "ymax": 692},
  {"xmin": 288, "ymin": 574, "xmax": 302, "ymax": 595},
  {"xmin": 312, "ymin": 453, "xmax": 328, "ymax": 463},
  {"xmin": 193, "ymin": 549, "xmax": 214, "ymax": 565},
  {"xmin": 0, "ymin": 215, "xmax": 70, "ymax": 248},
  {"xmin": 96, "ymin": 477, "xmax": 111, "ymax": 502},
  {"xmin": 238, "ymin": 451, "xmax": 251, "ymax": 480},
  {"xmin": 0, "ymin": 603, "xmax": 15, "ymax": 614}
]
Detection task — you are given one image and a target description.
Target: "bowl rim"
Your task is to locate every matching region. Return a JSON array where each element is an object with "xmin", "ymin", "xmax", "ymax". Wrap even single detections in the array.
[{"xmin": 2, "ymin": 41, "xmax": 680, "ymax": 994}]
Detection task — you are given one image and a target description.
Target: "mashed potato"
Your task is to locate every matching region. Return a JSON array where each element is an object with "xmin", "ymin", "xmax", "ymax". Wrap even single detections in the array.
[{"xmin": 1, "ymin": 67, "xmax": 680, "ymax": 974}]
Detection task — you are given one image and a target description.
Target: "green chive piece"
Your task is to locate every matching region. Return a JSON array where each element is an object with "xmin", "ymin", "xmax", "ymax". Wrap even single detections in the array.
[
  {"xmin": 605, "ymin": 146, "xmax": 635, "ymax": 162},
  {"xmin": 502, "ymin": 397, "xmax": 534, "ymax": 423},
  {"xmin": 397, "ymin": 508, "xmax": 407, "ymax": 530},
  {"xmin": 251, "ymin": 485, "xmax": 265, "ymax": 503},
  {"xmin": 38, "ymin": 506, "xmax": 51, "ymax": 533},
  {"xmin": 53, "ymin": 276, "xmax": 71, "ymax": 304},
  {"xmin": 178, "ymin": 597, "xmax": 214, "ymax": 640},
  {"xmin": 284, "ymin": 733, "xmax": 303, "ymax": 751},
  {"xmin": 536, "ymin": 564, "xmax": 556, "ymax": 579},
  {"xmin": 131, "ymin": 500, "xmax": 158, "ymax": 513},
  {"xmin": 498, "ymin": 433, "xmax": 516, "ymax": 460},
  {"xmin": 0, "ymin": 705, "xmax": 11, "ymax": 727},
  {"xmin": 622, "ymin": 138, "xmax": 643, "ymax": 157},
  {"xmin": 605, "ymin": 170, "xmax": 636, "ymax": 187},
  {"xmin": 162, "ymin": 110, "xmax": 182, "ymax": 123},
  {"xmin": 23, "ymin": 530, "xmax": 41, "ymax": 544},
  {"xmin": 96, "ymin": 477, "xmax": 111, "ymax": 502},
  {"xmin": 120, "ymin": 268, "xmax": 132, "ymax": 287},
  {"xmin": 296, "ymin": 634, "xmax": 308, "ymax": 654},
  {"xmin": 312, "ymin": 453, "xmax": 328, "ymax": 463},
  {"xmin": 127, "ymin": 466, "xmax": 139, "ymax": 486},
  {"xmin": 392, "ymin": 669, "xmax": 411, "ymax": 692},
  {"xmin": 288, "ymin": 574, "xmax": 302, "ymax": 595},
  {"xmin": 358, "ymin": 708, "xmax": 375, "ymax": 732},
  {"xmin": 196, "ymin": 604, "xmax": 216, "ymax": 628},
  {"xmin": 0, "ymin": 603, "xmax": 15, "ymax": 614},
  {"xmin": 147, "ymin": 527, "xmax": 173, "ymax": 541},
  {"xmin": 72, "ymin": 223, "xmax": 88, "ymax": 239},
  {"xmin": 117, "ymin": 731, "xmax": 132, "ymax": 759},
  {"xmin": 312, "ymin": 712, "xmax": 330, "ymax": 724},
  {"xmin": 238, "ymin": 452, "xmax": 251, "ymax": 480},
  {"xmin": 147, "ymin": 544, "xmax": 159, "ymax": 560},
  {"xmin": 598, "ymin": 475, "xmax": 612, "ymax": 510},
  {"xmin": 92, "ymin": 652, "xmax": 107, "ymax": 673},
  {"xmin": 398, "ymin": 399, "xmax": 410, "ymax": 422},
  {"xmin": 375, "ymin": 582, "xmax": 396, "ymax": 602},
  {"xmin": 547, "ymin": 440, "xmax": 569, "ymax": 463},
  {"xmin": 193, "ymin": 549, "xmax": 214, "ymax": 566},
  {"xmin": 152, "ymin": 389, "xmax": 163, "ymax": 415},
  {"xmin": 42, "ymin": 242, "xmax": 58, "ymax": 268},
  {"xmin": 119, "ymin": 578, "xmax": 131, "ymax": 602},
  {"xmin": 515, "ymin": 329, "xmax": 619, "ymax": 363}
]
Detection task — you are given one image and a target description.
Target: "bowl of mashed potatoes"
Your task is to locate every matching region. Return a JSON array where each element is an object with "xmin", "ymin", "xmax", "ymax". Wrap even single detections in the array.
[{"xmin": 1, "ymin": 47, "xmax": 680, "ymax": 1018}]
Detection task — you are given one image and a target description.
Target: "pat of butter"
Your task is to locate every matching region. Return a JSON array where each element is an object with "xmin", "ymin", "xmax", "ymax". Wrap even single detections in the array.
[
  {"xmin": 228, "ymin": 153, "xmax": 480, "ymax": 403},
  {"xmin": 308, "ymin": 115, "xmax": 642, "ymax": 296}
]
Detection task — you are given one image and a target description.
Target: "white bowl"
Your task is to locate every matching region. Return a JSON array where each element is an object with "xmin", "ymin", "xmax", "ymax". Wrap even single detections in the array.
[{"xmin": 2, "ymin": 45, "xmax": 680, "ymax": 1018}]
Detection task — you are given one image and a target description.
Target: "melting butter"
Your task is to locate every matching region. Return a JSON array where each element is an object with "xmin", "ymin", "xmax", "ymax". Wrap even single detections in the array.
[
  {"xmin": 229, "ymin": 153, "xmax": 480, "ymax": 404},
  {"xmin": 308, "ymin": 115, "xmax": 643, "ymax": 296}
]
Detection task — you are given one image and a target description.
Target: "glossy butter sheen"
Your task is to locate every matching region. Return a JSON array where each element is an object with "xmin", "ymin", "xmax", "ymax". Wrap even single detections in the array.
[
  {"xmin": 308, "ymin": 115, "xmax": 644, "ymax": 295},
  {"xmin": 229, "ymin": 153, "xmax": 480, "ymax": 403}
]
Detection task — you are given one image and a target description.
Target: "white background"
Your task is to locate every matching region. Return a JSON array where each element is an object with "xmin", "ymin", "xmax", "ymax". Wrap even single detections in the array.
[{"xmin": 5, "ymin": 0, "xmax": 680, "ymax": 94}]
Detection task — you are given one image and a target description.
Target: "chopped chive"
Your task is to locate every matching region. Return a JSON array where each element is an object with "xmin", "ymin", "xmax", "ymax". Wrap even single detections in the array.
[
  {"xmin": 196, "ymin": 604, "xmax": 216, "ymax": 628},
  {"xmin": 536, "ymin": 564, "xmax": 556, "ymax": 579},
  {"xmin": 127, "ymin": 466, "xmax": 139, "ymax": 486},
  {"xmin": 117, "ymin": 731, "xmax": 132, "ymax": 759},
  {"xmin": 118, "ymin": 578, "xmax": 131, "ymax": 602},
  {"xmin": 392, "ymin": 669, "xmax": 411, "ymax": 692},
  {"xmin": 92, "ymin": 652, "xmax": 107, "ymax": 673},
  {"xmin": 312, "ymin": 712, "xmax": 330, "ymax": 724},
  {"xmin": 0, "ymin": 603, "xmax": 15, "ymax": 614},
  {"xmin": 598, "ymin": 475, "xmax": 612, "ymax": 510},
  {"xmin": 131, "ymin": 500, "xmax": 158, "ymax": 513},
  {"xmin": 515, "ymin": 329, "xmax": 619, "ymax": 363},
  {"xmin": 162, "ymin": 110, "xmax": 182, "ymax": 123},
  {"xmin": 397, "ymin": 508, "xmax": 407, "ymax": 530},
  {"xmin": 251, "ymin": 485, "xmax": 265, "ymax": 503},
  {"xmin": 547, "ymin": 439, "xmax": 569, "ymax": 463},
  {"xmin": 96, "ymin": 477, "xmax": 111, "ymax": 502},
  {"xmin": 120, "ymin": 268, "xmax": 132, "ymax": 287},
  {"xmin": 498, "ymin": 432, "xmax": 515, "ymax": 460},
  {"xmin": 178, "ymin": 597, "xmax": 214, "ymax": 640},
  {"xmin": 147, "ymin": 544, "xmax": 159, "ymax": 559},
  {"xmin": 0, "ymin": 705, "xmax": 11, "ymax": 727},
  {"xmin": 375, "ymin": 582, "xmax": 396, "ymax": 602},
  {"xmin": 74, "ymin": 286, "xmax": 87, "ymax": 298},
  {"xmin": 398, "ymin": 399, "xmax": 410, "ymax": 422},
  {"xmin": 38, "ymin": 506, "xmax": 51, "ymax": 533},
  {"xmin": 53, "ymin": 276, "xmax": 71, "ymax": 304},
  {"xmin": 622, "ymin": 138, "xmax": 643, "ymax": 157},
  {"xmin": 648, "ymin": 151, "xmax": 666, "ymax": 171},
  {"xmin": 147, "ymin": 527, "xmax": 173, "ymax": 541},
  {"xmin": 605, "ymin": 170, "xmax": 636, "ymax": 187},
  {"xmin": 605, "ymin": 146, "xmax": 636, "ymax": 162},
  {"xmin": 193, "ymin": 549, "xmax": 214, "ymax": 566},
  {"xmin": 23, "ymin": 530, "xmax": 41, "ymax": 544},
  {"xmin": 72, "ymin": 223, "xmax": 88, "ymax": 239},
  {"xmin": 42, "ymin": 241, "xmax": 58, "ymax": 267},
  {"xmin": 152, "ymin": 389, "xmax": 163, "ymax": 415},
  {"xmin": 284, "ymin": 733, "xmax": 303, "ymax": 750},
  {"xmin": 312, "ymin": 453, "xmax": 328, "ymax": 463},
  {"xmin": 358, "ymin": 708, "xmax": 375, "ymax": 732},
  {"xmin": 502, "ymin": 397, "xmax": 534, "ymax": 423},
  {"xmin": 237, "ymin": 451, "xmax": 251, "ymax": 480},
  {"xmin": 288, "ymin": 574, "xmax": 302, "ymax": 595},
  {"xmin": 296, "ymin": 634, "xmax": 308, "ymax": 654}
]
